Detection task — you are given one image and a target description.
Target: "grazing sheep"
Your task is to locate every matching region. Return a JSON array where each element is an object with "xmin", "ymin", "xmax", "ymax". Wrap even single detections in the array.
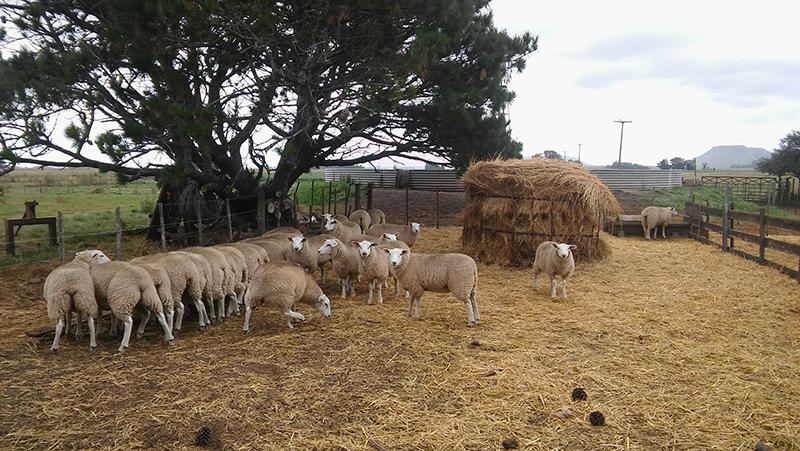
[
  {"xmin": 384, "ymin": 248, "xmax": 479, "ymax": 327},
  {"xmin": 532, "ymin": 241, "xmax": 576, "ymax": 298},
  {"xmin": 212, "ymin": 245, "xmax": 249, "ymax": 317},
  {"xmin": 131, "ymin": 252, "xmax": 206, "ymax": 332},
  {"xmin": 641, "ymin": 206, "xmax": 680, "ymax": 240},
  {"xmin": 366, "ymin": 222, "xmax": 421, "ymax": 247},
  {"xmin": 354, "ymin": 240, "xmax": 391, "ymax": 305},
  {"xmin": 169, "ymin": 251, "xmax": 213, "ymax": 329},
  {"xmin": 317, "ymin": 238, "xmax": 361, "ymax": 299},
  {"xmin": 90, "ymin": 261, "xmax": 175, "ymax": 352},
  {"xmin": 243, "ymin": 261, "xmax": 331, "ymax": 332},
  {"xmin": 261, "ymin": 226, "xmax": 304, "ymax": 238},
  {"xmin": 323, "ymin": 217, "xmax": 362, "ymax": 242},
  {"xmin": 306, "ymin": 233, "xmax": 336, "ymax": 283},
  {"xmin": 45, "ymin": 250, "xmax": 110, "ymax": 352},
  {"xmin": 128, "ymin": 261, "xmax": 175, "ymax": 337},
  {"xmin": 183, "ymin": 247, "xmax": 235, "ymax": 323},
  {"xmin": 349, "ymin": 209, "xmax": 371, "ymax": 232},
  {"xmin": 367, "ymin": 209, "xmax": 386, "ymax": 227}
]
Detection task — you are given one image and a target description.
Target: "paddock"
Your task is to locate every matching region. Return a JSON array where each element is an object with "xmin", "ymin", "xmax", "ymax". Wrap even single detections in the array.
[{"xmin": 0, "ymin": 227, "xmax": 798, "ymax": 450}]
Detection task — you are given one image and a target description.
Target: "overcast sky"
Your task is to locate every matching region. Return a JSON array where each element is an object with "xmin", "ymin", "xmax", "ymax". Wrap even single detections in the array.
[{"xmin": 489, "ymin": 0, "xmax": 800, "ymax": 166}]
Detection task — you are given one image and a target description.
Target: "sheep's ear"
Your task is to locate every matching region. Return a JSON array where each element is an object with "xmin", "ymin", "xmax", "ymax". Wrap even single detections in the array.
[
  {"xmin": 301, "ymin": 237, "xmax": 307, "ymax": 243},
  {"xmin": 370, "ymin": 242, "xmax": 378, "ymax": 247},
  {"xmin": 383, "ymin": 248, "xmax": 391, "ymax": 254},
  {"xmin": 550, "ymin": 242, "xmax": 558, "ymax": 248},
  {"xmin": 286, "ymin": 236, "xmax": 293, "ymax": 242},
  {"xmin": 569, "ymin": 245, "xmax": 577, "ymax": 251}
]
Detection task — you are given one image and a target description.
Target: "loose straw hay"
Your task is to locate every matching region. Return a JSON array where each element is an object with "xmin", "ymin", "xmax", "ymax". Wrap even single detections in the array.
[
  {"xmin": 1, "ymin": 228, "xmax": 799, "ymax": 450},
  {"xmin": 461, "ymin": 158, "xmax": 621, "ymax": 266}
]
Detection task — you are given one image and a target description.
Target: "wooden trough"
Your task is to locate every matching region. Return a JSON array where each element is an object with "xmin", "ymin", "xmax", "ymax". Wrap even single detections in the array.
[{"xmin": 605, "ymin": 214, "xmax": 692, "ymax": 238}]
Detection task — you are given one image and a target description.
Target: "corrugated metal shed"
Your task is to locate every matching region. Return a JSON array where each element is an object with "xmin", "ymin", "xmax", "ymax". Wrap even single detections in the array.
[
  {"xmin": 324, "ymin": 168, "xmax": 396, "ymax": 188},
  {"xmin": 589, "ymin": 169, "xmax": 683, "ymax": 191}
]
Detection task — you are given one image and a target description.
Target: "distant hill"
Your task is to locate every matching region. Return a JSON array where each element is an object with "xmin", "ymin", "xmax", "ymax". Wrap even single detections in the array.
[{"xmin": 694, "ymin": 145, "xmax": 771, "ymax": 169}]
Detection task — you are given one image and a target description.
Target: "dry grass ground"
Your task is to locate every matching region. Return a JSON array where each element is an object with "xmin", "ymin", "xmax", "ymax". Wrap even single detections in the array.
[{"xmin": 0, "ymin": 227, "xmax": 798, "ymax": 450}]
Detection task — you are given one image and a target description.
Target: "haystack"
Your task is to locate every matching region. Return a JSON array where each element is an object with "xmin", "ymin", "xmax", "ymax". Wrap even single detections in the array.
[{"xmin": 461, "ymin": 158, "xmax": 621, "ymax": 266}]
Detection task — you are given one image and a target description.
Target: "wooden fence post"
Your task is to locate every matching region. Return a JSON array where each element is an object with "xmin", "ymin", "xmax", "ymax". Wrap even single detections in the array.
[
  {"xmin": 226, "ymin": 199, "xmax": 233, "ymax": 242},
  {"xmin": 158, "ymin": 203, "xmax": 166, "ymax": 252},
  {"xmin": 115, "ymin": 207, "xmax": 122, "ymax": 260},
  {"xmin": 367, "ymin": 183, "xmax": 373, "ymax": 210},
  {"xmin": 309, "ymin": 180, "xmax": 315, "ymax": 218},
  {"xmin": 195, "ymin": 200, "xmax": 204, "ymax": 246},
  {"xmin": 58, "ymin": 210, "xmax": 65, "ymax": 264},
  {"xmin": 257, "ymin": 188, "xmax": 266, "ymax": 235},
  {"xmin": 722, "ymin": 186, "xmax": 730, "ymax": 251},
  {"xmin": 405, "ymin": 185, "xmax": 409, "ymax": 224},
  {"xmin": 758, "ymin": 208, "xmax": 766, "ymax": 263}
]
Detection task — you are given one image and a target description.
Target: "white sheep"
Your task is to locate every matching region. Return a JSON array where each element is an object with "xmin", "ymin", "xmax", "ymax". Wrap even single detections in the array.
[
  {"xmin": 306, "ymin": 233, "xmax": 336, "ymax": 283},
  {"xmin": 349, "ymin": 209, "xmax": 371, "ymax": 232},
  {"xmin": 169, "ymin": 251, "xmax": 213, "ymax": 329},
  {"xmin": 44, "ymin": 250, "xmax": 110, "ymax": 352},
  {"xmin": 384, "ymin": 248, "xmax": 479, "ymax": 326},
  {"xmin": 317, "ymin": 238, "xmax": 361, "ymax": 299},
  {"xmin": 128, "ymin": 260, "xmax": 175, "ymax": 337},
  {"xmin": 90, "ymin": 261, "xmax": 175, "ymax": 352},
  {"xmin": 212, "ymin": 245, "xmax": 249, "ymax": 317},
  {"xmin": 354, "ymin": 240, "xmax": 391, "ymax": 305},
  {"xmin": 641, "ymin": 206, "xmax": 679, "ymax": 240},
  {"xmin": 183, "ymin": 246, "xmax": 235, "ymax": 323},
  {"xmin": 366, "ymin": 222, "xmax": 421, "ymax": 247},
  {"xmin": 367, "ymin": 208, "xmax": 386, "ymax": 227},
  {"xmin": 377, "ymin": 234, "xmax": 409, "ymax": 295},
  {"xmin": 243, "ymin": 261, "xmax": 331, "ymax": 332},
  {"xmin": 532, "ymin": 241, "xmax": 576, "ymax": 298},
  {"xmin": 321, "ymin": 213, "xmax": 349, "ymax": 224},
  {"xmin": 284, "ymin": 235, "xmax": 319, "ymax": 274},
  {"xmin": 323, "ymin": 217, "xmax": 363, "ymax": 242}
]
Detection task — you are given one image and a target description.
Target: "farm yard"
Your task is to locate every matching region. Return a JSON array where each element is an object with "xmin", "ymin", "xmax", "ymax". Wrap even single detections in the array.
[{"xmin": 1, "ymin": 221, "xmax": 799, "ymax": 450}]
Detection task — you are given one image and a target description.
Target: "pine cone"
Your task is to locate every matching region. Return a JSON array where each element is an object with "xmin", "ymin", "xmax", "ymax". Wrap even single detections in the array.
[
  {"xmin": 502, "ymin": 438, "xmax": 519, "ymax": 449},
  {"xmin": 195, "ymin": 426, "xmax": 211, "ymax": 446},
  {"xmin": 588, "ymin": 410, "xmax": 605, "ymax": 426},
  {"xmin": 571, "ymin": 387, "xmax": 587, "ymax": 401}
]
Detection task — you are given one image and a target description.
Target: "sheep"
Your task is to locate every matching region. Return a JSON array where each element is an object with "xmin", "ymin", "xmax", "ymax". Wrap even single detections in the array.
[
  {"xmin": 367, "ymin": 208, "xmax": 386, "ymax": 227},
  {"xmin": 90, "ymin": 261, "xmax": 175, "ymax": 352},
  {"xmin": 377, "ymin": 235, "xmax": 410, "ymax": 295},
  {"xmin": 323, "ymin": 217, "xmax": 362, "ymax": 242},
  {"xmin": 532, "ymin": 241, "xmax": 576, "ymax": 299},
  {"xmin": 384, "ymin": 248, "xmax": 479, "ymax": 327},
  {"xmin": 284, "ymin": 235, "xmax": 319, "ymax": 274},
  {"xmin": 44, "ymin": 250, "xmax": 110, "ymax": 352},
  {"xmin": 306, "ymin": 233, "xmax": 336, "ymax": 283},
  {"xmin": 641, "ymin": 206, "xmax": 680, "ymax": 240},
  {"xmin": 212, "ymin": 245, "xmax": 249, "ymax": 317},
  {"xmin": 182, "ymin": 246, "xmax": 235, "ymax": 323},
  {"xmin": 317, "ymin": 238, "xmax": 361, "ymax": 299},
  {"xmin": 366, "ymin": 222, "xmax": 421, "ymax": 247},
  {"xmin": 243, "ymin": 261, "xmax": 331, "ymax": 333},
  {"xmin": 321, "ymin": 213, "xmax": 349, "ymax": 224},
  {"xmin": 169, "ymin": 251, "xmax": 213, "ymax": 329},
  {"xmin": 354, "ymin": 240, "xmax": 391, "ymax": 305},
  {"xmin": 131, "ymin": 252, "xmax": 206, "ymax": 332},
  {"xmin": 261, "ymin": 226, "xmax": 304, "ymax": 238},
  {"xmin": 349, "ymin": 209, "xmax": 371, "ymax": 232},
  {"xmin": 128, "ymin": 260, "xmax": 175, "ymax": 337}
]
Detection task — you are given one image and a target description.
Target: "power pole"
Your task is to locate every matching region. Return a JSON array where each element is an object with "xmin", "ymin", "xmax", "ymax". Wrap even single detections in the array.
[
  {"xmin": 614, "ymin": 119, "xmax": 632, "ymax": 169},
  {"xmin": 575, "ymin": 143, "xmax": 584, "ymax": 164}
]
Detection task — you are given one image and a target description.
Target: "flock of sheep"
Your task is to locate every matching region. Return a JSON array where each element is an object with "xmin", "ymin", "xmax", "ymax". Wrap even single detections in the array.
[
  {"xmin": 43, "ymin": 208, "xmax": 480, "ymax": 353},
  {"xmin": 43, "ymin": 202, "xmax": 679, "ymax": 353}
]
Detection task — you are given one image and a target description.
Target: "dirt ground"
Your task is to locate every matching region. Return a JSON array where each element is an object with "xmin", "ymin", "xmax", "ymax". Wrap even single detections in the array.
[{"xmin": 1, "ymin": 190, "xmax": 799, "ymax": 450}]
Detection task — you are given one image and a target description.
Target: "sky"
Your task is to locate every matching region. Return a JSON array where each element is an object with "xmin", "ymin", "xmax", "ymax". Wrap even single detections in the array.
[{"xmin": 488, "ymin": 0, "xmax": 800, "ymax": 166}]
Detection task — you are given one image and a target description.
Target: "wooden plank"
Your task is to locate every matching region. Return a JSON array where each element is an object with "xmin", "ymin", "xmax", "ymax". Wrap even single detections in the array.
[{"xmin": 766, "ymin": 215, "xmax": 800, "ymax": 230}]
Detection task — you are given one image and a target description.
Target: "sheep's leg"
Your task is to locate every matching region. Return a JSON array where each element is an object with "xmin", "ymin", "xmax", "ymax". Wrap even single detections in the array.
[
  {"xmin": 349, "ymin": 279, "xmax": 356, "ymax": 298},
  {"xmin": 341, "ymin": 278, "xmax": 348, "ymax": 299},
  {"xmin": 533, "ymin": 271, "xmax": 539, "ymax": 290},
  {"xmin": 550, "ymin": 278, "xmax": 558, "ymax": 298},
  {"xmin": 51, "ymin": 318, "xmax": 64, "ymax": 352},
  {"xmin": 464, "ymin": 299, "xmax": 475, "ymax": 327},
  {"xmin": 136, "ymin": 311, "xmax": 151, "ymax": 338},
  {"xmin": 376, "ymin": 280, "xmax": 384, "ymax": 304},
  {"xmin": 174, "ymin": 301, "xmax": 185, "ymax": 331},
  {"xmin": 118, "ymin": 315, "xmax": 134, "ymax": 352},
  {"xmin": 216, "ymin": 296, "xmax": 226, "ymax": 322},
  {"xmin": 320, "ymin": 266, "xmax": 326, "ymax": 284},
  {"xmin": 367, "ymin": 280, "xmax": 374, "ymax": 305},
  {"xmin": 153, "ymin": 311, "xmax": 175, "ymax": 345},
  {"xmin": 562, "ymin": 279, "xmax": 568, "ymax": 298},
  {"xmin": 284, "ymin": 310, "xmax": 305, "ymax": 329},
  {"xmin": 193, "ymin": 299, "xmax": 208, "ymax": 330},
  {"xmin": 407, "ymin": 296, "xmax": 414, "ymax": 317},
  {"xmin": 413, "ymin": 296, "xmax": 421, "ymax": 320},
  {"xmin": 243, "ymin": 306, "xmax": 253, "ymax": 333},
  {"xmin": 109, "ymin": 316, "xmax": 119, "ymax": 338},
  {"xmin": 393, "ymin": 277, "xmax": 400, "ymax": 296},
  {"xmin": 643, "ymin": 223, "xmax": 649, "ymax": 240},
  {"xmin": 661, "ymin": 224, "xmax": 667, "ymax": 239},
  {"xmin": 204, "ymin": 297, "xmax": 217, "ymax": 323},
  {"xmin": 87, "ymin": 316, "xmax": 97, "ymax": 351},
  {"xmin": 165, "ymin": 308, "xmax": 174, "ymax": 334},
  {"xmin": 470, "ymin": 289, "xmax": 480, "ymax": 325}
]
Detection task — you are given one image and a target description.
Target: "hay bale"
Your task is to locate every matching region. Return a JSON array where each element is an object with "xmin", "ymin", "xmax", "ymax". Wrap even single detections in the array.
[{"xmin": 461, "ymin": 158, "xmax": 621, "ymax": 266}]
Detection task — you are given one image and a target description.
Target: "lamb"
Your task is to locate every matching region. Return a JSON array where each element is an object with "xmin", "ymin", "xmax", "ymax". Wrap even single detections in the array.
[
  {"xmin": 90, "ymin": 261, "xmax": 175, "ymax": 352},
  {"xmin": 641, "ymin": 206, "xmax": 679, "ymax": 240},
  {"xmin": 349, "ymin": 209, "xmax": 371, "ymax": 232},
  {"xmin": 317, "ymin": 238, "xmax": 361, "ymax": 299},
  {"xmin": 367, "ymin": 208, "xmax": 386, "ymax": 227},
  {"xmin": 354, "ymin": 240, "xmax": 391, "ymax": 304},
  {"xmin": 44, "ymin": 250, "xmax": 110, "ymax": 352},
  {"xmin": 377, "ymin": 235, "xmax": 410, "ymax": 295},
  {"xmin": 366, "ymin": 222, "xmax": 421, "ymax": 247},
  {"xmin": 243, "ymin": 261, "xmax": 331, "ymax": 332},
  {"xmin": 323, "ymin": 217, "xmax": 363, "ymax": 242},
  {"xmin": 532, "ymin": 241, "xmax": 576, "ymax": 298},
  {"xmin": 384, "ymin": 248, "xmax": 479, "ymax": 327}
]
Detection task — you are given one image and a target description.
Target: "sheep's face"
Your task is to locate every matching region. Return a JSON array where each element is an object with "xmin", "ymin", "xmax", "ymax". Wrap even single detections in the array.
[
  {"xmin": 74, "ymin": 249, "xmax": 111, "ymax": 267},
  {"xmin": 669, "ymin": 207, "xmax": 679, "ymax": 217},
  {"xmin": 323, "ymin": 218, "xmax": 337, "ymax": 232},
  {"xmin": 288, "ymin": 236, "xmax": 307, "ymax": 252},
  {"xmin": 314, "ymin": 294, "xmax": 332, "ymax": 317},
  {"xmin": 355, "ymin": 240, "xmax": 376, "ymax": 258},
  {"xmin": 384, "ymin": 247, "xmax": 409, "ymax": 268},
  {"xmin": 318, "ymin": 239, "xmax": 338, "ymax": 255},
  {"xmin": 553, "ymin": 243, "xmax": 577, "ymax": 259},
  {"xmin": 380, "ymin": 233, "xmax": 398, "ymax": 243},
  {"xmin": 410, "ymin": 222, "xmax": 421, "ymax": 234}
]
